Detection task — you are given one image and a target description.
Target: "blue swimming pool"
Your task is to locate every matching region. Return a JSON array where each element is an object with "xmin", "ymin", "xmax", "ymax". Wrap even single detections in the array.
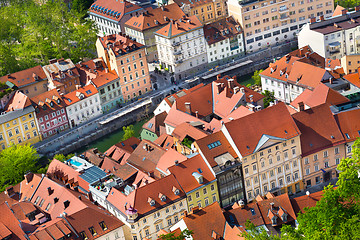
[{"xmin": 68, "ymin": 159, "xmax": 82, "ymax": 167}]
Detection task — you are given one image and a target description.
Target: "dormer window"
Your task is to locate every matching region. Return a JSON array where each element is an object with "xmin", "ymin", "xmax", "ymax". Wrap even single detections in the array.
[
  {"xmin": 89, "ymin": 227, "xmax": 97, "ymax": 236},
  {"xmin": 69, "ymin": 70, "xmax": 73, "ymax": 75},
  {"xmin": 173, "ymin": 186, "xmax": 180, "ymax": 195},
  {"xmin": 281, "ymin": 212, "xmax": 288, "ymax": 222},
  {"xmin": 148, "ymin": 197, "xmax": 155, "ymax": 206},
  {"xmin": 99, "ymin": 221, "xmax": 107, "ymax": 231},
  {"xmin": 80, "ymin": 231, "xmax": 88, "ymax": 240},
  {"xmin": 271, "ymin": 216, "xmax": 277, "ymax": 225},
  {"xmin": 159, "ymin": 193, "xmax": 166, "ymax": 202},
  {"xmin": 57, "ymin": 99, "xmax": 61, "ymax": 104},
  {"xmin": 50, "ymin": 101, "xmax": 54, "ymax": 107}
]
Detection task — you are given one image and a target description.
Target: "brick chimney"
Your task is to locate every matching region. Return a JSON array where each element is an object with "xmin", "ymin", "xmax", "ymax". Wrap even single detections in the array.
[
  {"xmin": 319, "ymin": 15, "xmax": 324, "ymax": 21},
  {"xmin": 228, "ymin": 79, "xmax": 234, "ymax": 89},
  {"xmin": 356, "ymin": 5, "xmax": 360, "ymax": 11},
  {"xmin": 216, "ymin": 83, "xmax": 222, "ymax": 94},
  {"xmin": 341, "ymin": 9, "xmax": 347, "ymax": 15},
  {"xmin": 217, "ymin": 74, "xmax": 221, "ymax": 80},
  {"xmin": 249, "ymin": 95, "xmax": 254, "ymax": 103},
  {"xmin": 310, "ymin": 17, "xmax": 316, "ymax": 24},
  {"xmin": 24, "ymin": 172, "xmax": 34, "ymax": 184},
  {"xmin": 185, "ymin": 102, "xmax": 191, "ymax": 114}
]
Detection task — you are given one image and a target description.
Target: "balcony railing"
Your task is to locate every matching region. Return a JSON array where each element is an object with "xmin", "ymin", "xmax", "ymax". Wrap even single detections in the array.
[
  {"xmin": 174, "ymin": 51, "xmax": 181, "ymax": 55},
  {"xmin": 280, "ymin": 15, "xmax": 289, "ymax": 21},
  {"xmin": 172, "ymin": 42, "xmax": 180, "ymax": 47},
  {"xmin": 279, "ymin": 7, "xmax": 289, "ymax": 12},
  {"xmin": 175, "ymin": 59, "xmax": 183, "ymax": 64}
]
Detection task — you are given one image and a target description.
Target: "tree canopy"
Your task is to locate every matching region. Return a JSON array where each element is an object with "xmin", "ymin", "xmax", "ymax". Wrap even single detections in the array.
[
  {"xmin": 252, "ymin": 69, "xmax": 263, "ymax": 86},
  {"xmin": 262, "ymin": 90, "xmax": 276, "ymax": 108},
  {"xmin": 159, "ymin": 229, "xmax": 193, "ymax": 240},
  {"xmin": 54, "ymin": 153, "xmax": 75, "ymax": 162},
  {"xmin": 0, "ymin": 144, "xmax": 39, "ymax": 191},
  {"xmin": 122, "ymin": 125, "xmax": 135, "ymax": 141},
  {"xmin": 0, "ymin": 0, "xmax": 97, "ymax": 76}
]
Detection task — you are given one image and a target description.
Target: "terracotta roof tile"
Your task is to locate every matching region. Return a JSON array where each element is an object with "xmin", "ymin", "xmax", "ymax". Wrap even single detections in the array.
[
  {"xmin": 5, "ymin": 90, "xmax": 32, "ymax": 111},
  {"xmin": 0, "ymin": 65, "xmax": 47, "ymax": 88},
  {"xmin": 164, "ymin": 102, "xmax": 207, "ymax": 128},
  {"xmin": 334, "ymin": 108, "xmax": 360, "ymax": 142},
  {"xmin": 332, "ymin": 5, "xmax": 345, "ymax": 17},
  {"xmin": 155, "ymin": 15, "xmax": 203, "ymax": 38},
  {"xmin": 0, "ymin": 203, "xmax": 27, "ymax": 240},
  {"xmin": 290, "ymin": 83, "xmax": 350, "ymax": 108},
  {"xmin": 172, "ymin": 122, "xmax": 208, "ymax": 142},
  {"xmin": 90, "ymin": 0, "xmax": 143, "ymax": 22},
  {"xmin": 153, "ymin": 134, "xmax": 175, "ymax": 149},
  {"xmin": 98, "ymin": 34, "xmax": 144, "ymax": 56},
  {"xmin": 292, "ymin": 103, "xmax": 345, "ymax": 156},
  {"xmin": 63, "ymin": 85, "xmax": 98, "ymax": 106},
  {"xmin": 142, "ymin": 112, "xmax": 167, "ymax": 136},
  {"xmin": 343, "ymin": 71, "xmax": 360, "ymax": 88},
  {"xmin": 168, "ymin": 154, "xmax": 215, "ymax": 193},
  {"xmin": 155, "ymin": 148, "xmax": 187, "ymax": 174},
  {"xmin": 125, "ymin": 3, "xmax": 185, "ymax": 31},
  {"xmin": 30, "ymin": 89, "xmax": 67, "ymax": 116},
  {"xmin": 182, "ymin": 202, "xmax": 227, "ymax": 240},
  {"xmin": 204, "ymin": 16, "xmax": 243, "ymax": 45},
  {"xmin": 224, "ymin": 102, "xmax": 300, "ymax": 157},
  {"xmin": 225, "ymin": 202, "xmax": 265, "ymax": 228},
  {"xmin": 290, "ymin": 190, "xmax": 323, "ymax": 215},
  {"xmin": 82, "ymin": 148, "xmax": 105, "ymax": 167},
  {"xmin": 90, "ymin": 70, "xmax": 119, "ymax": 88}
]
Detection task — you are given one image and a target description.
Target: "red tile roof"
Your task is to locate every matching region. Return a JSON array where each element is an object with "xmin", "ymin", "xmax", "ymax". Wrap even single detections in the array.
[
  {"xmin": 292, "ymin": 103, "xmax": 345, "ymax": 156},
  {"xmin": 125, "ymin": 3, "xmax": 185, "ymax": 31},
  {"xmin": 46, "ymin": 159, "xmax": 81, "ymax": 187},
  {"xmin": 107, "ymin": 174, "xmax": 185, "ymax": 216},
  {"xmin": 101, "ymin": 158, "xmax": 137, "ymax": 180},
  {"xmin": 30, "ymin": 89, "xmax": 67, "ymax": 116},
  {"xmin": 168, "ymin": 154, "xmax": 215, "ymax": 193},
  {"xmin": 142, "ymin": 112, "xmax": 167, "ymax": 136},
  {"xmin": 98, "ymin": 34, "xmax": 144, "ymax": 57},
  {"xmin": 332, "ymin": 5, "xmax": 346, "ymax": 17},
  {"xmin": 173, "ymin": 0, "xmax": 212, "ymax": 7},
  {"xmin": 164, "ymin": 102, "xmax": 207, "ymax": 128},
  {"xmin": 256, "ymin": 193, "xmax": 297, "ymax": 226},
  {"xmin": 76, "ymin": 58, "xmax": 108, "ymax": 85},
  {"xmin": 155, "ymin": 148, "xmax": 187, "ymax": 174},
  {"xmin": 90, "ymin": 0, "xmax": 143, "ymax": 23},
  {"xmin": 0, "ymin": 65, "xmax": 47, "ymax": 88},
  {"xmin": 290, "ymin": 83, "xmax": 350, "ymax": 108},
  {"xmin": 225, "ymin": 202, "xmax": 265, "ymax": 228},
  {"xmin": 155, "ymin": 15, "xmax": 203, "ymax": 38},
  {"xmin": 172, "ymin": 122, "xmax": 208, "ymax": 142},
  {"xmin": 334, "ymin": 108, "xmax": 360, "ymax": 143},
  {"xmin": 153, "ymin": 134, "xmax": 175, "ymax": 149},
  {"xmin": 182, "ymin": 202, "xmax": 227, "ymax": 240},
  {"xmin": 82, "ymin": 148, "xmax": 105, "ymax": 167},
  {"xmin": 290, "ymin": 190, "xmax": 323, "ymax": 215},
  {"xmin": 204, "ymin": 16, "xmax": 242, "ymax": 45},
  {"xmin": 343, "ymin": 71, "xmax": 360, "ymax": 88},
  {"xmin": 5, "ymin": 90, "xmax": 32, "ymax": 111},
  {"xmin": 196, "ymin": 131, "xmax": 238, "ymax": 168},
  {"xmin": 90, "ymin": 70, "xmax": 119, "ymax": 88},
  {"xmin": 224, "ymin": 102, "xmax": 300, "ymax": 157},
  {"xmin": 63, "ymin": 85, "xmax": 98, "ymax": 106},
  {"xmin": 0, "ymin": 203, "xmax": 27, "ymax": 240}
]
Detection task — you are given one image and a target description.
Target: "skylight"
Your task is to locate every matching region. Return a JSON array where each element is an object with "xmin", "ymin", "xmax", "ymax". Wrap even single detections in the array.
[
  {"xmin": 345, "ymin": 133, "xmax": 350, "ymax": 139},
  {"xmin": 85, "ymin": 90, "xmax": 92, "ymax": 94},
  {"xmin": 250, "ymin": 208, "xmax": 256, "ymax": 215},
  {"xmin": 207, "ymin": 140, "xmax": 221, "ymax": 150}
]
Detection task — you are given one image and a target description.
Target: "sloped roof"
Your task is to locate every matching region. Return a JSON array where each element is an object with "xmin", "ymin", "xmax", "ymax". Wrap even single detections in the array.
[
  {"xmin": 98, "ymin": 34, "xmax": 144, "ymax": 57},
  {"xmin": 332, "ymin": 5, "xmax": 346, "ymax": 17},
  {"xmin": 292, "ymin": 103, "xmax": 345, "ymax": 156},
  {"xmin": 290, "ymin": 190, "xmax": 324, "ymax": 215},
  {"xmin": 63, "ymin": 85, "xmax": 98, "ymax": 106},
  {"xmin": 153, "ymin": 134, "xmax": 175, "ymax": 149},
  {"xmin": 343, "ymin": 71, "xmax": 360, "ymax": 88},
  {"xmin": 5, "ymin": 90, "xmax": 32, "ymax": 111},
  {"xmin": 90, "ymin": 71, "xmax": 119, "ymax": 88},
  {"xmin": 196, "ymin": 131, "xmax": 238, "ymax": 168},
  {"xmin": 0, "ymin": 65, "xmax": 47, "ymax": 87},
  {"xmin": 164, "ymin": 102, "xmax": 207, "ymax": 128},
  {"xmin": 155, "ymin": 148, "xmax": 187, "ymax": 174},
  {"xmin": 30, "ymin": 89, "xmax": 66, "ymax": 115},
  {"xmin": 334, "ymin": 108, "xmax": 360, "ymax": 143},
  {"xmin": 172, "ymin": 122, "xmax": 208, "ymax": 141},
  {"xmin": 287, "ymin": 61, "xmax": 327, "ymax": 89},
  {"xmin": 225, "ymin": 202, "xmax": 265, "ymax": 227},
  {"xmin": 142, "ymin": 112, "xmax": 167, "ymax": 136},
  {"xmin": 46, "ymin": 159, "xmax": 80, "ymax": 185},
  {"xmin": 224, "ymin": 102, "xmax": 300, "ymax": 157},
  {"xmin": 168, "ymin": 154, "xmax": 215, "ymax": 193},
  {"xmin": 155, "ymin": 15, "xmax": 203, "ymax": 38},
  {"xmin": 125, "ymin": 3, "xmax": 185, "ymax": 31},
  {"xmin": 182, "ymin": 202, "xmax": 227, "ymax": 240},
  {"xmin": 0, "ymin": 203, "xmax": 27, "ymax": 240},
  {"xmin": 204, "ymin": 16, "xmax": 242, "ymax": 45},
  {"xmin": 290, "ymin": 83, "xmax": 350, "ymax": 108},
  {"xmin": 173, "ymin": 0, "xmax": 212, "ymax": 7},
  {"xmin": 90, "ymin": 0, "xmax": 143, "ymax": 22}
]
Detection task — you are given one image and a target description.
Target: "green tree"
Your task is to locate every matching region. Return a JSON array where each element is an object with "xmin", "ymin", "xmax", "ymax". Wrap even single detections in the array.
[
  {"xmin": 242, "ymin": 220, "xmax": 281, "ymax": 240},
  {"xmin": 54, "ymin": 153, "xmax": 75, "ymax": 162},
  {"xmin": 0, "ymin": 144, "xmax": 39, "ymax": 191},
  {"xmin": 280, "ymin": 138, "xmax": 360, "ymax": 240},
  {"xmin": 252, "ymin": 69, "xmax": 264, "ymax": 86},
  {"xmin": 262, "ymin": 90, "xmax": 276, "ymax": 108},
  {"xmin": 159, "ymin": 229, "xmax": 193, "ymax": 240},
  {"xmin": 122, "ymin": 125, "xmax": 135, "ymax": 141},
  {"xmin": 0, "ymin": 0, "xmax": 97, "ymax": 76}
]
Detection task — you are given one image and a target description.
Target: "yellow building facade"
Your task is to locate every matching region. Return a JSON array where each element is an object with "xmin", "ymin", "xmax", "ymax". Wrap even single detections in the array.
[
  {"xmin": 0, "ymin": 96, "xmax": 41, "ymax": 150},
  {"xmin": 186, "ymin": 180, "xmax": 220, "ymax": 211}
]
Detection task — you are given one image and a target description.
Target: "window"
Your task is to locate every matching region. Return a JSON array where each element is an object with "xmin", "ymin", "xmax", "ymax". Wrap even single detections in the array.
[
  {"xmin": 188, "ymin": 196, "xmax": 192, "ymax": 202},
  {"xmin": 323, "ymin": 151, "xmax": 328, "ymax": 158},
  {"xmin": 335, "ymin": 147, "xmax": 339, "ymax": 154},
  {"xmin": 315, "ymin": 164, "xmax": 319, "ymax": 172},
  {"xmin": 336, "ymin": 158, "xmax": 340, "ymax": 165},
  {"xmin": 212, "ymin": 195, "xmax": 217, "ymax": 202},
  {"xmin": 292, "ymin": 148, "xmax": 296, "ymax": 156},
  {"xmin": 270, "ymin": 170, "xmax": 274, "ymax": 177},
  {"xmin": 279, "ymin": 178, "xmax": 283, "ymax": 186},
  {"xmin": 196, "ymin": 192, "xmax": 200, "ymax": 198},
  {"xmin": 253, "ymin": 164, "xmax": 257, "ymax": 171},
  {"xmin": 80, "ymin": 231, "xmax": 88, "ymax": 240},
  {"xmin": 145, "ymin": 229, "xmax": 149, "ymax": 236},
  {"xmin": 324, "ymin": 161, "xmax": 329, "ymax": 168},
  {"xmin": 99, "ymin": 221, "xmax": 107, "ymax": 230},
  {"xmin": 203, "ymin": 188, "xmax": 207, "ymax": 195},
  {"xmin": 314, "ymin": 154, "xmax": 318, "ymax": 161},
  {"xmin": 278, "ymin": 167, "xmax": 282, "ymax": 173},
  {"xmin": 347, "ymin": 145, "xmax": 352, "ymax": 153},
  {"xmin": 45, "ymin": 203, "xmax": 51, "ymax": 211},
  {"xmin": 305, "ymin": 158, "xmax": 309, "ymax": 164}
]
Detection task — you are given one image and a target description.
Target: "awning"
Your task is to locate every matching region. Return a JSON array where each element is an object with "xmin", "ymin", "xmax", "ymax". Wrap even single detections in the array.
[{"xmin": 328, "ymin": 41, "xmax": 341, "ymax": 47}]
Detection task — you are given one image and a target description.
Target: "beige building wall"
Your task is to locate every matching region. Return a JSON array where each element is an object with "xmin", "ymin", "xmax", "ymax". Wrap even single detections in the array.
[
  {"xmin": 227, "ymin": 0, "xmax": 334, "ymax": 52},
  {"xmin": 130, "ymin": 198, "xmax": 188, "ymax": 240},
  {"xmin": 341, "ymin": 54, "xmax": 360, "ymax": 74},
  {"xmin": 188, "ymin": 0, "xmax": 227, "ymax": 24},
  {"xmin": 242, "ymin": 136, "xmax": 304, "ymax": 201},
  {"xmin": 302, "ymin": 144, "xmax": 345, "ymax": 188}
]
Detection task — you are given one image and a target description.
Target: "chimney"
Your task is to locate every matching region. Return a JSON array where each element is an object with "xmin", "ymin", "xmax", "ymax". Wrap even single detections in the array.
[
  {"xmin": 195, "ymin": 110, "xmax": 199, "ymax": 118},
  {"xmin": 240, "ymin": 87, "xmax": 245, "ymax": 93},
  {"xmin": 356, "ymin": 5, "xmax": 360, "ymax": 12},
  {"xmin": 234, "ymin": 86, "xmax": 240, "ymax": 94},
  {"xmin": 185, "ymin": 102, "xmax": 191, "ymax": 114},
  {"xmin": 175, "ymin": 160, "xmax": 179, "ymax": 166},
  {"xmin": 161, "ymin": 5, "xmax": 164, "ymax": 10},
  {"xmin": 217, "ymin": 74, "xmax": 221, "ymax": 80},
  {"xmin": 24, "ymin": 172, "xmax": 34, "ymax": 184},
  {"xmin": 249, "ymin": 95, "xmax": 254, "ymax": 103},
  {"xmin": 184, "ymin": 210, "xmax": 188, "ymax": 217},
  {"xmin": 228, "ymin": 79, "xmax": 234, "ymax": 89},
  {"xmin": 341, "ymin": 9, "xmax": 347, "ymax": 15},
  {"xmin": 105, "ymin": 68, "xmax": 109, "ymax": 73},
  {"xmin": 298, "ymin": 102, "xmax": 305, "ymax": 111},
  {"xmin": 319, "ymin": 15, "xmax": 324, "ymax": 21},
  {"xmin": 174, "ymin": 22, "xmax": 179, "ymax": 29},
  {"xmin": 78, "ymin": 195, "xmax": 81, "ymax": 200},
  {"xmin": 47, "ymin": 187, "xmax": 52, "ymax": 195},
  {"xmin": 5, "ymin": 187, "xmax": 15, "ymax": 197},
  {"xmin": 270, "ymin": 202, "xmax": 275, "ymax": 210},
  {"xmin": 310, "ymin": 17, "xmax": 316, "ymax": 24},
  {"xmin": 216, "ymin": 83, "xmax": 222, "ymax": 94},
  {"xmin": 305, "ymin": 52, "xmax": 310, "ymax": 58},
  {"xmin": 329, "ymin": 77, "xmax": 334, "ymax": 84},
  {"xmin": 239, "ymin": 199, "xmax": 245, "ymax": 209},
  {"xmin": 285, "ymin": 54, "xmax": 290, "ymax": 62}
]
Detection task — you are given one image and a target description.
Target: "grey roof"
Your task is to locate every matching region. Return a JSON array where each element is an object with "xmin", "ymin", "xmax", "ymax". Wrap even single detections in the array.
[
  {"xmin": 0, "ymin": 106, "xmax": 35, "ymax": 125},
  {"xmin": 79, "ymin": 166, "xmax": 107, "ymax": 184}
]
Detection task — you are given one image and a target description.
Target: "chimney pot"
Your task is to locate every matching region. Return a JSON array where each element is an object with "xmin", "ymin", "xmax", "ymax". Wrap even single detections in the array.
[
  {"xmin": 185, "ymin": 102, "xmax": 191, "ymax": 114},
  {"xmin": 298, "ymin": 102, "xmax": 305, "ymax": 111},
  {"xmin": 216, "ymin": 74, "xmax": 221, "ymax": 80},
  {"xmin": 319, "ymin": 15, "xmax": 324, "ymax": 21},
  {"xmin": 228, "ymin": 79, "xmax": 234, "ymax": 89},
  {"xmin": 310, "ymin": 17, "xmax": 316, "ymax": 24},
  {"xmin": 341, "ymin": 9, "xmax": 347, "ymax": 15}
]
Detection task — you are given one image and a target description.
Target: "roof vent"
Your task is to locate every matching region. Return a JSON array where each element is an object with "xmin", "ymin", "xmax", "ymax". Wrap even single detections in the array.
[
  {"xmin": 63, "ymin": 200, "xmax": 70, "ymax": 209},
  {"xmin": 159, "ymin": 193, "xmax": 166, "ymax": 202},
  {"xmin": 172, "ymin": 186, "xmax": 180, "ymax": 195}
]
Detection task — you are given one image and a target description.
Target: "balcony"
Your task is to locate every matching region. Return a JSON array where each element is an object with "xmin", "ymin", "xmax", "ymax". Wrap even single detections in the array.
[
  {"xmin": 173, "ymin": 51, "xmax": 182, "ymax": 55},
  {"xmin": 172, "ymin": 41, "xmax": 180, "ymax": 47},
  {"xmin": 279, "ymin": 7, "xmax": 289, "ymax": 12},
  {"xmin": 175, "ymin": 59, "xmax": 183, "ymax": 64},
  {"xmin": 279, "ymin": 15, "xmax": 290, "ymax": 21},
  {"xmin": 329, "ymin": 49, "xmax": 340, "ymax": 54}
]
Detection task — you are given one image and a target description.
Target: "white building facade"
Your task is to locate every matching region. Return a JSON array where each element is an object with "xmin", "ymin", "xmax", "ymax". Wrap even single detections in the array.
[
  {"xmin": 64, "ymin": 85, "xmax": 102, "ymax": 128},
  {"xmin": 298, "ymin": 8, "xmax": 360, "ymax": 59},
  {"xmin": 155, "ymin": 16, "xmax": 208, "ymax": 81}
]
